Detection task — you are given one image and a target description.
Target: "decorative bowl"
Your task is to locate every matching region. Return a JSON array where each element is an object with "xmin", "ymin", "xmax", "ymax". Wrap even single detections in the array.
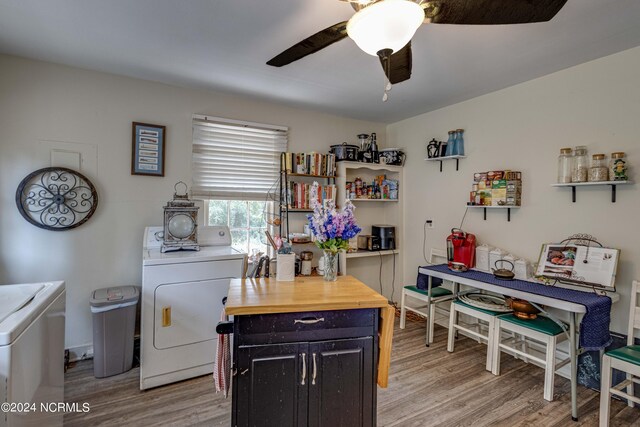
[{"xmin": 505, "ymin": 297, "xmax": 540, "ymax": 319}]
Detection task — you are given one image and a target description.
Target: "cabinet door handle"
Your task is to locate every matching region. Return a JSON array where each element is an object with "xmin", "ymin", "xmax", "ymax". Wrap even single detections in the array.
[
  {"xmin": 312, "ymin": 353, "xmax": 317, "ymax": 385},
  {"xmin": 294, "ymin": 317, "xmax": 325, "ymax": 325},
  {"xmin": 301, "ymin": 353, "xmax": 307, "ymax": 385}
]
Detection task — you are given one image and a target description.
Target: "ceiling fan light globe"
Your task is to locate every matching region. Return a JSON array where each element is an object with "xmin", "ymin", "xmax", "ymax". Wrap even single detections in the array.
[{"xmin": 347, "ymin": 0, "xmax": 424, "ymax": 56}]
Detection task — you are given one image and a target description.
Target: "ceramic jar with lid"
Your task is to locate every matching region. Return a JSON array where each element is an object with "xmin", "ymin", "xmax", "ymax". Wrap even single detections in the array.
[
  {"xmin": 454, "ymin": 129, "xmax": 465, "ymax": 156},
  {"xmin": 489, "ymin": 248, "xmax": 505, "ymax": 272},
  {"xmin": 444, "ymin": 131, "xmax": 455, "ymax": 157},
  {"xmin": 610, "ymin": 152, "xmax": 628, "ymax": 181},
  {"xmin": 589, "ymin": 154, "xmax": 609, "ymax": 182},
  {"xmin": 571, "ymin": 146, "xmax": 589, "ymax": 183},
  {"xmin": 557, "ymin": 148, "xmax": 573, "ymax": 183},
  {"xmin": 514, "ymin": 259, "xmax": 531, "ymax": 281},
  {"xmin": 300, "ymin": 251, "xmax": 313, "ymax": 276},
  {"xmin": 475, "ymin": 244, "xmax": 492, "ymax": 272}
]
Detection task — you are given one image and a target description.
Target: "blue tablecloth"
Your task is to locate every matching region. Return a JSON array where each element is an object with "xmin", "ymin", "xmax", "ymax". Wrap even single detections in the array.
[{"xmin": 420, "ymin": 264, "xmax": 612, "ymax": 350}]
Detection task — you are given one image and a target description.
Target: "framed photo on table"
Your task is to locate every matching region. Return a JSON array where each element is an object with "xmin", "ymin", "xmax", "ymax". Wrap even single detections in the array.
[{"xmin": 132, "ymin": 122, "xmax": 166, "ymax": 176}]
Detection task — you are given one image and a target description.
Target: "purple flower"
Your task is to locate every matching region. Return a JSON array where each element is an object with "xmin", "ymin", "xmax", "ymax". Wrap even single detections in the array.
[{"xmin": 306, "ymin": 182, "xmax": 362, "ymax": 252}]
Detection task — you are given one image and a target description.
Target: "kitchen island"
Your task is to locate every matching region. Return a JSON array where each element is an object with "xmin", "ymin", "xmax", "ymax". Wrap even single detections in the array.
[{"xmin": 225, "ymin": 275, "xmax": 393, "ymax": 427}]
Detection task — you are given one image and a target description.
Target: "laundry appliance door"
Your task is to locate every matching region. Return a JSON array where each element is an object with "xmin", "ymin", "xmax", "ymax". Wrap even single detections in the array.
[{"xmin": 153, "ymin": 279, "xmax": 228, "ymax": 350}]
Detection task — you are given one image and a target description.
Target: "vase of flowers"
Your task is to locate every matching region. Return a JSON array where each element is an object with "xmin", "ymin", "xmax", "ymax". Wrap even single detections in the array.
[{"xmin": 307, "ymin": 182, "xmax": 361, "ymax": 281}]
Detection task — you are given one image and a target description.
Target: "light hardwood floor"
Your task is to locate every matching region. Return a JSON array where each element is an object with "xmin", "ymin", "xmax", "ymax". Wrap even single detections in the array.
[{"xmin": 64, "ymin": 320, "xmax": 639, "ymax": 426}]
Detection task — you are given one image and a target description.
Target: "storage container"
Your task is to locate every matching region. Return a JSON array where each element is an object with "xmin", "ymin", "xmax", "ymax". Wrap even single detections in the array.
[
  {"xmin": 475, "ymin": 245, "xmax": 492, "ymax": 272},
  {"xmin": 557, "ymin": 148, "xmax": 573, "ymax": 183},
  {"xmin": 514, "ymin": 259, "xmax": 531, "ymax": 281},
  {"xmin": 489, "ymin": 248, "xmax": 505, "ymax": 272},
  {"xmin": 571, "ymin": 146, "xmax": 589, "ymax": 183},
  {"xmin": 276, "ymin": 253, "xmax": 295, "ymax": 281},
  {"xmin": 91, "ymin": 286, "xmax": 139, "ymax": 378},
  {"xmin": 589, "ymin": 154, "xmax": 608, "ymax": 182}
]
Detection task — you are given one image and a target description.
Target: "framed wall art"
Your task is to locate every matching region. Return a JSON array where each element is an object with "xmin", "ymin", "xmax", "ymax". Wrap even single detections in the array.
[{"xmin": 132, "ymin": 122, "xmax": 166, "ymax": 176}]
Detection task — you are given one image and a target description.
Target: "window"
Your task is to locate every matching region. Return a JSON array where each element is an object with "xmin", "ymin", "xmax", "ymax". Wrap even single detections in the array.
[
  {"xmin": 192, "ymin": 115, "xmax": 287, "ymax": 254},
  {"xmin": 206, "ymin": 200, "xmax": 268, "ymax": 255}
]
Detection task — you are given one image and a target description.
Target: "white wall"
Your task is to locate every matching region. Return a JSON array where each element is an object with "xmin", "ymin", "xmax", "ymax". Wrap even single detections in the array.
[
  {"xmin": 388, "ymin": 46, "xmax": 640, "ymax": 334},
  {"xmin": 0, "ymin": 54, "xmax": 386, "ymax": 351}
]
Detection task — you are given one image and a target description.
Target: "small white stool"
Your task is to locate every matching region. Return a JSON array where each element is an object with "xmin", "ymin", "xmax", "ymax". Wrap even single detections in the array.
[
  {"xmin": 400, "ymin": 249, "xmax": 453, "ymax": 346},
  {"xmin": 400, "ymin": 284, "xmax": 453, "ymax": 346},
  {"xmin": 447, "ymin": 299, "xmax": 503, "ymax": 371},
  {"xmin": 491, "ymin": 313, "xmax": 568, "ymax": 401}
]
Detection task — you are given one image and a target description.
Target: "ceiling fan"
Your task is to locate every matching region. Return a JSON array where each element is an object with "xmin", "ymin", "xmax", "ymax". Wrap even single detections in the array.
[{"xmin": 267, "ymin": 0, "xmax": 568, "ymax": 94}]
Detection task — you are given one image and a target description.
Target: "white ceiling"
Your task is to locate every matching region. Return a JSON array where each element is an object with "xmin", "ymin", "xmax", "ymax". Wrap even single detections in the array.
[{"xmin": 1, "ymin": 0, "xmax": 640, "ymax": 123}]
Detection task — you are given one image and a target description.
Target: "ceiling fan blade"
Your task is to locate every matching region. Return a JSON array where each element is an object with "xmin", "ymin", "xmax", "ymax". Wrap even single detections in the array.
[
  {"xmin": 426, "ymin": 0, "xmax": 568, "ymax": 25},
  {"xmin": 267, "ymin": 21, "xmax": 349, "ymax": 67},
  {"xmin": 379, "ymin": 42, "xmax": 412, "ymax": 85}
]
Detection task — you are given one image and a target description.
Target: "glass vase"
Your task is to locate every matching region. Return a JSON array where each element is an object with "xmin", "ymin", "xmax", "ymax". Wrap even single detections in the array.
[{"xmin": 323, "ymin": 250, "xmax": 338, "ymax": 282}]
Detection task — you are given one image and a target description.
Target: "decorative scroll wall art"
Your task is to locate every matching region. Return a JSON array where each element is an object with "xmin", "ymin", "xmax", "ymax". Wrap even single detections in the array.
[{"xmin": 15, "ymin": 167, "xmax": 98, "ymax": 231}]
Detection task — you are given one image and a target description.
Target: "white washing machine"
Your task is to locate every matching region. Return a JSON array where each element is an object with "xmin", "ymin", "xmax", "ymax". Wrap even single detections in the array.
[
  {"xmin": 0, "ymin": 281, "xmax": 66, "ymax": 427},
  {"xmin": 140, "ymin": 226, "xmax": 246, "ymax": 390}
]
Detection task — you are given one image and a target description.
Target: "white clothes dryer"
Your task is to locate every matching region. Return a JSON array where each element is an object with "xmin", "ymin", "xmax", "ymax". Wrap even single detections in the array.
[{"xmin": 140, "ymin": 226, "xmax": 246, "ymax": 390}]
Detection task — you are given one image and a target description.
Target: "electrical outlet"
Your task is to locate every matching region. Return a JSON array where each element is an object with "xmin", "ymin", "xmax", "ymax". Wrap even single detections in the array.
[{"xmin": 426, "ymin": 219, "xmax": 434, "ymax": 229}]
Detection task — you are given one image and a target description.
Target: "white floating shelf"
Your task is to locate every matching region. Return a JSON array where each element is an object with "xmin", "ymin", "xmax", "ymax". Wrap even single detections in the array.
[
  {"xmin": 551, "ymin": 180, "xmax": 632, "ymax": 187},
  {"xmin": 551, "ymin": 181, "xmax": 633, "ymax": 203},
  {"xmin": 424, "ymin": 155, "xmax": 466, "ymax": 172},
  {"xmin": 338, "ymin": 161, "xmax": 403, "ymax": 173},
  {"xmin": 346, "ymin": 250, "xmax": 399, "ymax": 259},
  {"xmin": 467, "ymin": 205, "xmax": 520, "ymax": 222},
  {"xmin": 467, "ymin": 205, "xmax": 520, "ymax": 209},
  {"xmin": 348, "ymin": 198, "xmax": 399, "ymax": 202},
  {"xmin": 424, "ymin": 155, "xmax": 466, "ymax": 161}
]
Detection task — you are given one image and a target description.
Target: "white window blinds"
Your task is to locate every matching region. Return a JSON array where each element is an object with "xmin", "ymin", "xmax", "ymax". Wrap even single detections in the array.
[{"xmin": 192, "ymin": 115, "xmax": 288, "ymax": 200}]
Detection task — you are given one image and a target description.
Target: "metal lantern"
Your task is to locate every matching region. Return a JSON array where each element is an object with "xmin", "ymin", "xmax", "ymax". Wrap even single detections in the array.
[{"xmin": 161, "ymin": 181, "xmax": 199, "ymax": 253}]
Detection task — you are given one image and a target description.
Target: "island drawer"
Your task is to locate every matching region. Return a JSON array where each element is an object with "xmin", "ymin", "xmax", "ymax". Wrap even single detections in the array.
[{"xmin": 235, "ymin": 308, "xmax": 377, "ymax": 345}]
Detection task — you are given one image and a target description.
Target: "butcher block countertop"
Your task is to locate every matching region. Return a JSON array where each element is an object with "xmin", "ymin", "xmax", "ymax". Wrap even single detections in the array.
[
  {"xmin": 225, "ymin": 275, "xmax": 389, "ymax": 316},
  {"xmin": 225, "ymin": 275, "xmax": 394, "ymax": 388}
]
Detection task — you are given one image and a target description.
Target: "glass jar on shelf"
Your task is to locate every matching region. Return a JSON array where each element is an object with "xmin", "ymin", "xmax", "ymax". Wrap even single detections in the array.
[
  {"xmin": 557, "ymin": 147, "xmax": 573, "ymax": 183},
  {"xmin": 610, "ymin": 152, "xmax": 628, "ymax": 181},
  {"xmin": 589, "ymin": 154, "xmax": 609, "ymax": 182},
  {"xmin": 571, "ymin": 145, "xmax": 589, "ymax": 183}
]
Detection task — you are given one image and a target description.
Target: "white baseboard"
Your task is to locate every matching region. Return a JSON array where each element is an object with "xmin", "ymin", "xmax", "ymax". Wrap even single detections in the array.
[{"xmin": 67, "ymin": 344, "xmax": 94, "ymax": 362}]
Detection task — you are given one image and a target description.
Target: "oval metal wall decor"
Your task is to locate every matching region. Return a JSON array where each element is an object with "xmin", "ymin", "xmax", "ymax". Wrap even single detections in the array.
[{"xmin": 15, "ymin": 167, "xmax": 98, "ymax": 231}]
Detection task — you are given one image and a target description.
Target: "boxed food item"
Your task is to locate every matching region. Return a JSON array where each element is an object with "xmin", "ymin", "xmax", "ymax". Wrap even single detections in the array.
[
  {"xmin": 478, "ymin": 180, "xmax": 487, "ymax": 190},
  {"xmin": 504, "ymin": 171, "xmax": 522, "ymax": 180},
  {"xmin": 506, "ymin": 180, "xmax": 522, "ymax": 193},
  {"xmin": 482, "ymin": 190, "xmax": 492, "ymax": 206},
  {"xmin": 487, "ymin": 170, "xmax": 504, "ymax": 181},
  {"xmin": 474, "ymin": 172, "xmax": 488, "ymax": 182},
  {"xmin": 505, "ymin": 194, "xmax": 521, "ymax": 206},
  {"xmin": 491, "ymin": 188, "xmax": 507, "ymax": 206},
  {"xmin": 492, "ymin": 179, "xmax": 507, "ymax": 189}
]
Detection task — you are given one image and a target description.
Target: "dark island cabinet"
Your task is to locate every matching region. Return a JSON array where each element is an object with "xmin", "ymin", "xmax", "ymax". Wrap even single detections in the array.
[{"xmin": 232, "ymin": 309, "xmax": 378, "ymax": 427}]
